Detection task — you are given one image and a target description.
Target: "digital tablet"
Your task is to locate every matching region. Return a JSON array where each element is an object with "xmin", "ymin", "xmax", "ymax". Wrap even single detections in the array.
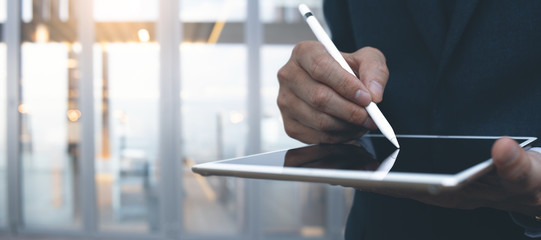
[{"xmin": 192, "ymin": 135, "xmax": 537, "ymax": 194}]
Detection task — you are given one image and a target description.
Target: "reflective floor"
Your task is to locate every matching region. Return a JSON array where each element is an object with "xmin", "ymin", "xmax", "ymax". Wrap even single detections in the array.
[{"xmin": 4, "ymin": 165, "xmax": 350, "ymax": 236}]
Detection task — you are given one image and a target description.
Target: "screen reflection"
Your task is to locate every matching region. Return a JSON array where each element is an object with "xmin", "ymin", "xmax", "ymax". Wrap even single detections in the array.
[
  {"xmin": 284, "ymin": 143, "xmax": 383, "ymax": 171},
  {"xmin": 280, "ymin": 136, "xmax": 503, "ymax": 175}
]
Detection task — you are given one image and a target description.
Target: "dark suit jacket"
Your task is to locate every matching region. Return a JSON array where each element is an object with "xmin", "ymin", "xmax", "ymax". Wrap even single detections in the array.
[{"xmin": 323, "ymin": 0, "xmax": 541, "ymax": 239}]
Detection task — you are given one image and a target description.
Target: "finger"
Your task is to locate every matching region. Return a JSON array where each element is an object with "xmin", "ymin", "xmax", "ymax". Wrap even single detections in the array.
[
  {"xmin": 283, "ymin": 117, "xmax": 367, "ymax": 144},
  {"xmin": 277, "ymin": 87, "xmax": 369, "ymax": 132},
  {"xmin": 293, "ymin": 41, "xmax": 372, "ymax": 107},
  {"xmin": 282, "ymin": 64, "xmax": 372, "ymax": 127},
  {"xmin": 492, "ymin": 137, "xmax": 541, "ymax": 192},
  {"xmin": 345, "ymin": 47, "xmax": 389, "ymax": 103}
]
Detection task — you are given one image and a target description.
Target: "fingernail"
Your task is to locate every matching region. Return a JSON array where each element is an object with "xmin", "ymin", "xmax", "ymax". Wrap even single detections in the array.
[
  {"xmin": 354, "ymin": 89, "xmax": 371, "ymax": 106},
  {"xmin": 369, "ymin": 81, "xmax": 383, "ymax": 100}
]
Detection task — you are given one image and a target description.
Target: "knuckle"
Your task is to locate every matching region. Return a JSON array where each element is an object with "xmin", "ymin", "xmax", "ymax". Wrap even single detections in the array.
[
  {"xmin": 361, "ymin": 46, "xmax": 377, "ymax": 53},
  {"xmin": 358, "ymin": 46, "xmax": 374, "ymax": 56},
  {"xmin": 293, "ymin": 41, "xmax": 310, "ymax": 53},
  {"xmin": 316, "ymin": 116, "xmax": 333, "ymax": 131},
  {"xmin": 376, "ymin": 64, "xmax": 390, "ymax": 79},
  {"xmin": 293, "ymin": 41, "xmax": 317, "ymax": 59},
  {"xmin": 363, "ymin": 46, "xmax": 386, "ymax": 60},
  {"xmin": 310, "ymin": 53, "xmax": 332, "ymax": 81},
  {"xmin": 276, "ymin": 92, "xmax": 288, "ymax": 110},
  {"xmin": 277, "ymin": 62, "xmax": 298, "ymax": 86},
  {"xmin": 277, "ymin": 65, "xmax": 288, "ymax": 83},
  {"xmin": 291, "ymin": 43, "xmax": 303, "ymax": 57},
  {"xmin": 309, "ymin": 86, "xmax": 332, "ymax": 109},
  {"xmin": 336, "ymin": 74, "xmax": 355, "ymax": 93},
  {"xmin": 358, "ymin": 71, "xmax": 370, "ymax": 83},
  {"xmin": 276, "ymin": 88, "xmax": 293, "ymax": 111},
  {"xmin": 285, "ymin": 127, "xmax": 315, "ymax": 144},
  {"xmin": 365, "ymin": 61, "xmax": 389, "ymax": 81},
  {"xmin": 320, "ymin": 133, "xmax": 341, "ymax": 144},
  {"xmin": 284, "ymin": 122, "xmax": 300, "ymax": 140},
  {"xmin": 347, "ymin": 108, "xmax": 367, "ymax": 125}
]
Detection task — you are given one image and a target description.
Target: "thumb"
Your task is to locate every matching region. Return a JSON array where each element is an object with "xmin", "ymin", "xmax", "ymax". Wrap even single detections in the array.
[
  {"xmin": 492, "ymin": 137, "xmax": 535, "ymax": 190},
  {"xmin": 345, "ymin": 47, "xmax": 389, "ymax": 103}
]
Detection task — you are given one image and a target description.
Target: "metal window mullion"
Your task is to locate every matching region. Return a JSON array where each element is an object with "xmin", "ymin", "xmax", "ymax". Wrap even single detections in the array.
[
  {"xmin": 6, "ymin": 0, "xmax": 22, "ymax": 233},
  {"xmin": 245, "ymin": 1, "xmax": 262, "ymax": 239},
  {"xmin": 246, "ymin": 0, "xmax": 261, "ymax": 156},
  {"xmin": 77, "ymin": 0, "xmax": 97, "ymax": 234},
  {"xmin": 158, "ymin": 0, "xmax": 182, "ymax": 239}
]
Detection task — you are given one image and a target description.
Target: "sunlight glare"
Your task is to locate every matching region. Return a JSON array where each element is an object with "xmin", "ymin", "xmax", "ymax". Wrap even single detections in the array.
[{"xmin": 138, "ymin": 29, "xmax": 150, "ymax": 43}]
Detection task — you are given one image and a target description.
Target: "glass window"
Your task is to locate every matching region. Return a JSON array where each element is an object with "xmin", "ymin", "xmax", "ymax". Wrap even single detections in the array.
[
  {"xmin": 259, "ymin": 1, "xmax": 349, "ymax": 238},
  {"xmin": 0, "ymin": 0, "xmax": 5, "ymax": 22},
  {"xmin": 94, "ymin": 42, "xmax": 160, "ymax": 233},
  {"xmin": 180, "ymin": 0, "xmax": 246, "ymax": 22},
  {"xmin": 21, "ymin": 42, "xmax": 79, "ymax": 229},
  {"xmin": 94, "ymin": 0, "xmax": 158, "ymax": 22},
  {"xmin": 260, "ymin": 45, "xmax": 327, "ymax": 238},
  {"xmin": 93, "ymin": 0, "xmax": 161, "ymax": 232},
  {"xmin": 0, "ymin": 0, "xmax": 6, "ymax": 228},
  {"xmin": 180, "ymin": 0, "xmax": 247, "ymax": 236},
  {"xmin": 261, "ymin": 182, "xmax": 327, "ymax": 237},
  {"xmin": 7, "ymin": 0, "xmax": 352, "ymax": 237},
  {"xmin": 261, "ymin": 45, "xmax": 303, "ymax": 152},
  {"xmin": 180, "ymin": 43, "xmax": 247, "ymax": 235},
  {"xmin": 0, "ymin": 43, "xmax": 6, "ymax": 229},
  {"xmin": 260, "ymin": 0, "xmax": 323, "ymax": 23},
  {"xmin": 19, "ymin": 0, "xmax": 80, "ymax": 229}
]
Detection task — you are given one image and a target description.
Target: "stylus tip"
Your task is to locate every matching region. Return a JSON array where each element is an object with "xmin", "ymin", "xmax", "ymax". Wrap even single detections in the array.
[{"xmin": 390, "ymin": 137, "xmax": 400, "ymax": 149}]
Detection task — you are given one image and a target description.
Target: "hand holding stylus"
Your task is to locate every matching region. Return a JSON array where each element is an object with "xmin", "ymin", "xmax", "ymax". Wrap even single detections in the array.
[
  {"xmin": 277, "ymin": 14, "xmax": 393, "ymax": 145},
  {"xmin": 277, "ymin": 42, "xmax": 389, "ymax": 144},
  {"xmin": 297, "ymin": 4, "xmax": 398, "ymax": 148}
]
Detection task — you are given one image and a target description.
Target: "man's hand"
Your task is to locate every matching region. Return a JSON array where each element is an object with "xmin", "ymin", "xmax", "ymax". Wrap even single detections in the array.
[
  {"xmin": 372, "ymin": 137, "xmax": 541, "ymax": 217},
  {"xmin": 277, "ymin": 41, "xmax": 389, "ymax": 144},
  {"xmin": 488, "ymin": 137, "xmax": 541, "ymax": 215}
]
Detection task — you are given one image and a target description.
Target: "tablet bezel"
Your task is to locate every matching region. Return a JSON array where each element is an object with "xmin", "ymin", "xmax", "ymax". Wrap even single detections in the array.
[{"xmin": 191, "ymin": 135, "xmax": 537, "ymax": 194}]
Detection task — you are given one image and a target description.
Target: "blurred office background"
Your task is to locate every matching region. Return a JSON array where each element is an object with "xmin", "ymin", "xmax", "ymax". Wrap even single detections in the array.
[{"xmin": 0, "ymin": 0, "xmax": 354, "ymax": 239}]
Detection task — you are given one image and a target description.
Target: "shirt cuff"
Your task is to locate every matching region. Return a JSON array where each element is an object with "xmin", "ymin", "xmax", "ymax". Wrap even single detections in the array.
[{"xmin": 510, "ymin": 212, "xmax": 541, "ymax": 238}]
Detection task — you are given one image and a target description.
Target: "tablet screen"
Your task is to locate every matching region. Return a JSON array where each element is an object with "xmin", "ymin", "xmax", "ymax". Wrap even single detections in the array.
[{"xmin": 215, "ymin": 136, "xmax": 534, "ymax": 175}]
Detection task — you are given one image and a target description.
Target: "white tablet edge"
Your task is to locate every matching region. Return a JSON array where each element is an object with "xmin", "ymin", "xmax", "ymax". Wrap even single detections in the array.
[{"xmin": 192, "ymin": 135, "xmax": 537, "ymax": 194}]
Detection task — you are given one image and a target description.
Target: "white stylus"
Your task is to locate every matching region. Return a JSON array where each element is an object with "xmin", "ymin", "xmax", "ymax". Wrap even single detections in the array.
[
  {"xmin": 371, "ymin": 149, "xmax": 400, "ymax": 180},
  {"xmin": 298, "ymin": 4, "xmax": 399, "ymax": 148}
]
